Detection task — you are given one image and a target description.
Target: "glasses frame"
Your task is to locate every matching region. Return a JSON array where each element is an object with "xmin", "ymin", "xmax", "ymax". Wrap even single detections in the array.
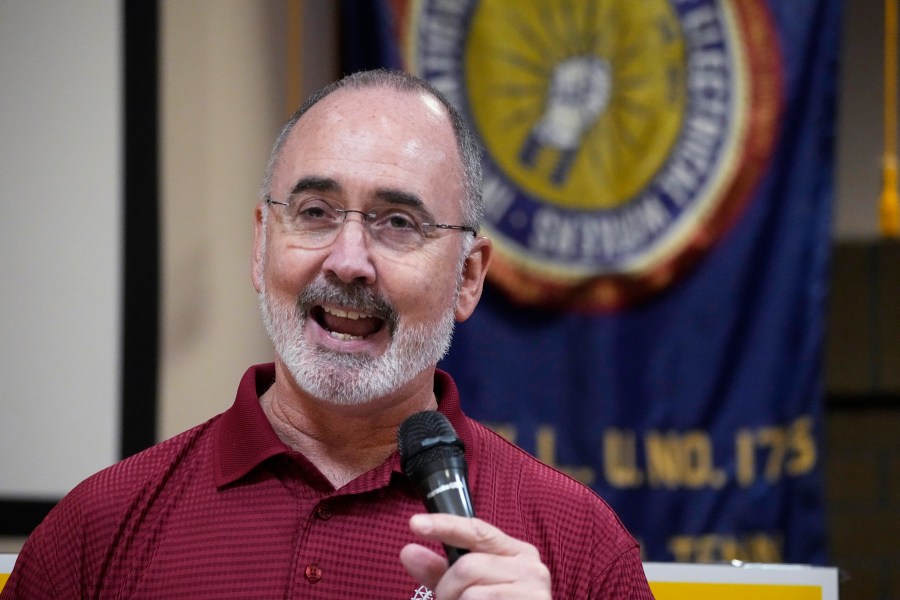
[{"xmin": 264, "ymin": 196, "xmax": 477, "ymax": 245}]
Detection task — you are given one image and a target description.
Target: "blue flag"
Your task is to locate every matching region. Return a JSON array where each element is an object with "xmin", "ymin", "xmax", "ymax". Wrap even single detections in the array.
[{"xmin": 342, "ymin": 0, "xmax": 838, "ymax": 564}]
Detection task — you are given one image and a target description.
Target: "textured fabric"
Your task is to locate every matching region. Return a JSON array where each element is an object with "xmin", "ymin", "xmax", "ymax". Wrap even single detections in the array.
[{"xmin": 2, "ymin": 364, "xmax": 652, "ymax": 599}]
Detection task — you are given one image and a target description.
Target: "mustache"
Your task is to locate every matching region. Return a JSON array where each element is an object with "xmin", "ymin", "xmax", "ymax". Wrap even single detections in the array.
[{"xmin": 297, "ymin": 279, "xmax": 399, "ymax": 333}]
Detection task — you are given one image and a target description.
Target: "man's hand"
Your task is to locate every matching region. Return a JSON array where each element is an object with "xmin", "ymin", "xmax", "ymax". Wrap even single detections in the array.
[{"xmin": 400, "ymin": 513, "xmax": 552, "ymax": 599}]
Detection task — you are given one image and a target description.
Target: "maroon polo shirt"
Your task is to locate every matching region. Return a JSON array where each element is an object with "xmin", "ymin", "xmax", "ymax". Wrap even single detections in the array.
[{"xmin": 2, "ymin": 364, "xmax": 652, "ymax": 599}]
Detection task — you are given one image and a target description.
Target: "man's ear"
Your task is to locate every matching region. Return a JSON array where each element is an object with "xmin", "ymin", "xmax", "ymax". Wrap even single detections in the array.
[
  {"xmin": 455, "ymin": 236, "xmax": 492, "ymax": 322},
  {"xmin": 251, "ymin": 203, "xmax": 266, "ymax": 293}
]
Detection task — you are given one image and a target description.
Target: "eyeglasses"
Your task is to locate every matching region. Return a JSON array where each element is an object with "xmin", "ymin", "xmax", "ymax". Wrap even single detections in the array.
[{"xmin": 265, "ymin": 196, "xmax": 477, "ymax": 252}]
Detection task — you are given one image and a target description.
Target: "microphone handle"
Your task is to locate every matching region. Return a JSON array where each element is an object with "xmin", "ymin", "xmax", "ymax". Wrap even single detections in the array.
[{"xmin": 418, "ymin": 467, "xmax": 474, "ymax": 564}]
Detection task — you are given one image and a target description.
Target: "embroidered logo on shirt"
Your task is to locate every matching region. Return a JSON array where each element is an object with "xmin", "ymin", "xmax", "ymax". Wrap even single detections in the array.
[{"xmin": 410, "ymin": 585, "xmax": 434, "ymax": 599}]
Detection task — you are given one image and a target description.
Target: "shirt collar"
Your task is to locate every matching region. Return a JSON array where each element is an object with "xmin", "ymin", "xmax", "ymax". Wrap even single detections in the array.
[
  {"xmin": 214, "ymin": 363, "xmax": 289, "ymax": 488},
  {"xmin": 214, "ymin": 364, "xmax": 475, "ymax": 488}
]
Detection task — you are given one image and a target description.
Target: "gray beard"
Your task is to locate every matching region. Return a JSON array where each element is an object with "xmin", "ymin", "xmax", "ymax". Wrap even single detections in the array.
[{"xmin": 258, "ymin": 277, "xmax": 457, "ymax": 406}]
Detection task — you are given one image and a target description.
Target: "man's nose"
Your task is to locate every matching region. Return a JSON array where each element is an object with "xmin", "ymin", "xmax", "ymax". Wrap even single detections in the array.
[{"xmin": 320, "ymin": 215, "xmax": 377, "ymax": 285}]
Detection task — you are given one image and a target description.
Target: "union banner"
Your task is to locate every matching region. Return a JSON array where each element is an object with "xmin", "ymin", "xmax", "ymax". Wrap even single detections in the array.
[{"xmin": 341, "ymin": 0, "xmax": 839, "ymax": 563}]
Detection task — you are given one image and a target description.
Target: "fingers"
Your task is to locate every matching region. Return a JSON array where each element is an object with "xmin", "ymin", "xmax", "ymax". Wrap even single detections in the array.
[
  {"xmin": 408, "ymin": 513, "xmax": 539, "ymax": 558},
  {"xmin": 399, "ymin": 543, "xmax": 448, "ymax": 590},
  {"xmin": 403, "ymin": 514, "xmax": 552, "ymax": 600}
]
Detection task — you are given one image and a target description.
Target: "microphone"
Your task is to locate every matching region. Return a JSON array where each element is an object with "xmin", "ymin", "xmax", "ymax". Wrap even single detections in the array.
[{"xmin": 398, "ymin": 410, "xmax": 475, "ymax": 564}]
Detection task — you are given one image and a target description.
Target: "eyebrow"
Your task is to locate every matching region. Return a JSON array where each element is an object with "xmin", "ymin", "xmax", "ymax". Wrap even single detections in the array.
[
  {"xmin": 373, "ymin": 188, "xmax": 426, "ymax": 209},
  {"xmin": 290, "ymin": 176, "xmax": 340, "ymax": 195},
  {"xmin": 289, "ymin": 177, "xmax": 437, "ymax": 220},
  {"xmin": 374, "ymin": 189, "xmax": 437, "ymax": 222}
]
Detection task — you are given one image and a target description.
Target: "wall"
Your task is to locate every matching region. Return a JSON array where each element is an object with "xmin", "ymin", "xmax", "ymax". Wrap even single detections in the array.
[
  {"xmin": 834, "ymin": 0, "xmax": 895, "ymax": 239},
  {"xmin": 158, "ymin": 0, "xmax": 338, "ymax": 438},
  {"xmin": 825, "ymin": 405, "xmax": 900, "ymax": 599},
  {"xmin": 0, "ymin": 0, "xmax": 121, "ymax": 499},
  {"xmin": 825, "ymin": 241, "xmax": 900, "ymax": 600},
  {"xmin": 825, "ymin": 2, "xmax": 900, "ymax": 594}
]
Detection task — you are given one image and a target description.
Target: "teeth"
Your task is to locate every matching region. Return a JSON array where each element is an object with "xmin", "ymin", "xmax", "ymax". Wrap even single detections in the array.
[
  {"xmin": 329, "ymin": 331, "xmax": 362, "ymax": 341},
  {"xmin": 324, "ymin": 306, "xmax": 372, "ymax": 320}
]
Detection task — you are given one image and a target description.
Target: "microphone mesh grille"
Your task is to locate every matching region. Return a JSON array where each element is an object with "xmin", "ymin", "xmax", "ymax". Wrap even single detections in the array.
[{"xmin": 397, "ymin": 411, "xmax": 464, "ymax": 476}]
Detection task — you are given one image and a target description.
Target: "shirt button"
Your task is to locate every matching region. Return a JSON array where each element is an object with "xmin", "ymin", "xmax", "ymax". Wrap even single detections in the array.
[
  {"xmin": 315, "ymin": 503, "xmax": 333, "ymax": 520},
  {"xmin": 305, "ymin": 563, "xmax": 323, "ymax": 583}
]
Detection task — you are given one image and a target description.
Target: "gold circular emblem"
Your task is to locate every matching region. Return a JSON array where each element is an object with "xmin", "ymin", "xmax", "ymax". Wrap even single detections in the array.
[{"xmin": 465, "ymin": 0, "xmax": 686, "ymax": 210}]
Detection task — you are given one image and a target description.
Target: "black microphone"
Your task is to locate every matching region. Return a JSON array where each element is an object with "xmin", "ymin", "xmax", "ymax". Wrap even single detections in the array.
[{"xmin": 398, "ymin": 410, "xmax": 475, "ymax": 564}]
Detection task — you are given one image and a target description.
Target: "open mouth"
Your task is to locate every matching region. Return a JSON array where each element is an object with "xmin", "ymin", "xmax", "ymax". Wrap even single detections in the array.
[{"xmin": 311, "ymin": 305, "xmax": 386, "ymax": 341}]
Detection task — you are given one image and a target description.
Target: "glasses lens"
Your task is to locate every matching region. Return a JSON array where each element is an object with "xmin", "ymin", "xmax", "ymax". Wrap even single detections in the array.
[
  {"xmin": 275, "ymin": 197, "xmax": 341, "ymax": 249},
  {"xmin": 368, "ymin": 208, "xmax": 429, "ymax": 252}
]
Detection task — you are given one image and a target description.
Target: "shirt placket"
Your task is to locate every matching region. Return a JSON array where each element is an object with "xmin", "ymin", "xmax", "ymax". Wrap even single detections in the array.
[{"xmin": 285, "ymin": 461, "xmax": 400, "ymax": 598}]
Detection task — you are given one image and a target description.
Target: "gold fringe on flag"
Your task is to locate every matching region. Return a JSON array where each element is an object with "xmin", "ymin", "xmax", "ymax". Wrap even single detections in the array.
[{"xmin": 881, "ymin": 0, "xmax": 900, "ymax": 237}]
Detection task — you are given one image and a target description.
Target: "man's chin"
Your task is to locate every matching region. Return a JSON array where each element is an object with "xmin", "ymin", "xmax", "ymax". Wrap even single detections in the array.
[
  {"xmin": 294, "ymin": 372, "xmax": 395, "ymax": 407},
  {"xmin": 311, "ymin": 344, "xmax": 383, "ymax": 370},
  {"xmin": 281, "ymin": 352, "xmax": 397, "ymax": 406}
]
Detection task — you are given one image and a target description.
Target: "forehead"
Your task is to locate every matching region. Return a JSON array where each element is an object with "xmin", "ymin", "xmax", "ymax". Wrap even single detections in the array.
[{"xmin": 270, "ymin": 87, "xmax": 463, "ymax": 209}]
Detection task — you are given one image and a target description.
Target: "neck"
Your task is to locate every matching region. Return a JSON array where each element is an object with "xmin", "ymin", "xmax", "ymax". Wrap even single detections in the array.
[{"xmin": 260, "ymin": 364, "xmax": 438, "ymax": 488}]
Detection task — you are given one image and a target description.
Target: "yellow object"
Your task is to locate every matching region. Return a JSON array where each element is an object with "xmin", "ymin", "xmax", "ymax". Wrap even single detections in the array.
[
  {"xmin": 642, "ymin": 562, "xmax": 838, "ymax": 599},
  {"xmin": 882, "ymin": 158, "xmax": 900, "ymax": 237},
  {"xmin": 650, "ymin": 582, "xmax": 821, "ymax": 600},
  {"xmin": 882, "ymin": 0, "xmax": 899, "ymax": 237}
]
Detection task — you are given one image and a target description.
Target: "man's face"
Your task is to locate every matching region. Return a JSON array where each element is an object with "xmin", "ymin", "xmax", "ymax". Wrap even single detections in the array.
[{"xmin": 253, "ymin": 87, "xmax": 488, "ymax": 405}]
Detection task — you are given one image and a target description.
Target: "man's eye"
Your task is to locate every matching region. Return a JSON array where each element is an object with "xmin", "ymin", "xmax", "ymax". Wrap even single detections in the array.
[
  {"xmin": 299, "ymin": 206, "xmax": 327, "ymax": 219},
  {"xmin": 295, "ymin": 201, "xmax": 333, "ymax": 220},
  {"xmin": 383, "ymin": 213, "xmax": 418, "ymax": 230}
]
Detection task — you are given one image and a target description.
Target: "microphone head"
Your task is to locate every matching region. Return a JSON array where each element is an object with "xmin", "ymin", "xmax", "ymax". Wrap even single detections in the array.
[
  {"xmin": 398, "ymin": 411, "xmax": 465, "ymax": 480},
  {"xmin": 398, "ymin": 411, "xmax": 476, "ymax": 561}
]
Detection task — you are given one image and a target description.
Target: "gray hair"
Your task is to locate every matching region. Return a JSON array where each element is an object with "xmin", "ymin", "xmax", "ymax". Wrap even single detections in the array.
[{"xmin": 261, "ymin": 69, "xmax": 484, "ymax": 232}]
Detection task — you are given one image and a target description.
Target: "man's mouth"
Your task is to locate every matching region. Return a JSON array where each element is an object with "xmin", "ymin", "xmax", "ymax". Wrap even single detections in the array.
[{"xmin": 311, "ymin": 305, "xmax": 386, "ymax": 341}]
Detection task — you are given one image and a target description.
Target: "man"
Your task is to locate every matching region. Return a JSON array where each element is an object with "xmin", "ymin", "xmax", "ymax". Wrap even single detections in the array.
[{"xmin": 2, "ymin": 70, "xmax": 653, "ymax": 599}]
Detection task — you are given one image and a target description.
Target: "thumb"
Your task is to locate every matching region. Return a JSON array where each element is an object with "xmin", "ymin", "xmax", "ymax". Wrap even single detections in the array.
[{"xmin": 400, "ymin": 542, "xmax": 448, "ymax": 589}]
